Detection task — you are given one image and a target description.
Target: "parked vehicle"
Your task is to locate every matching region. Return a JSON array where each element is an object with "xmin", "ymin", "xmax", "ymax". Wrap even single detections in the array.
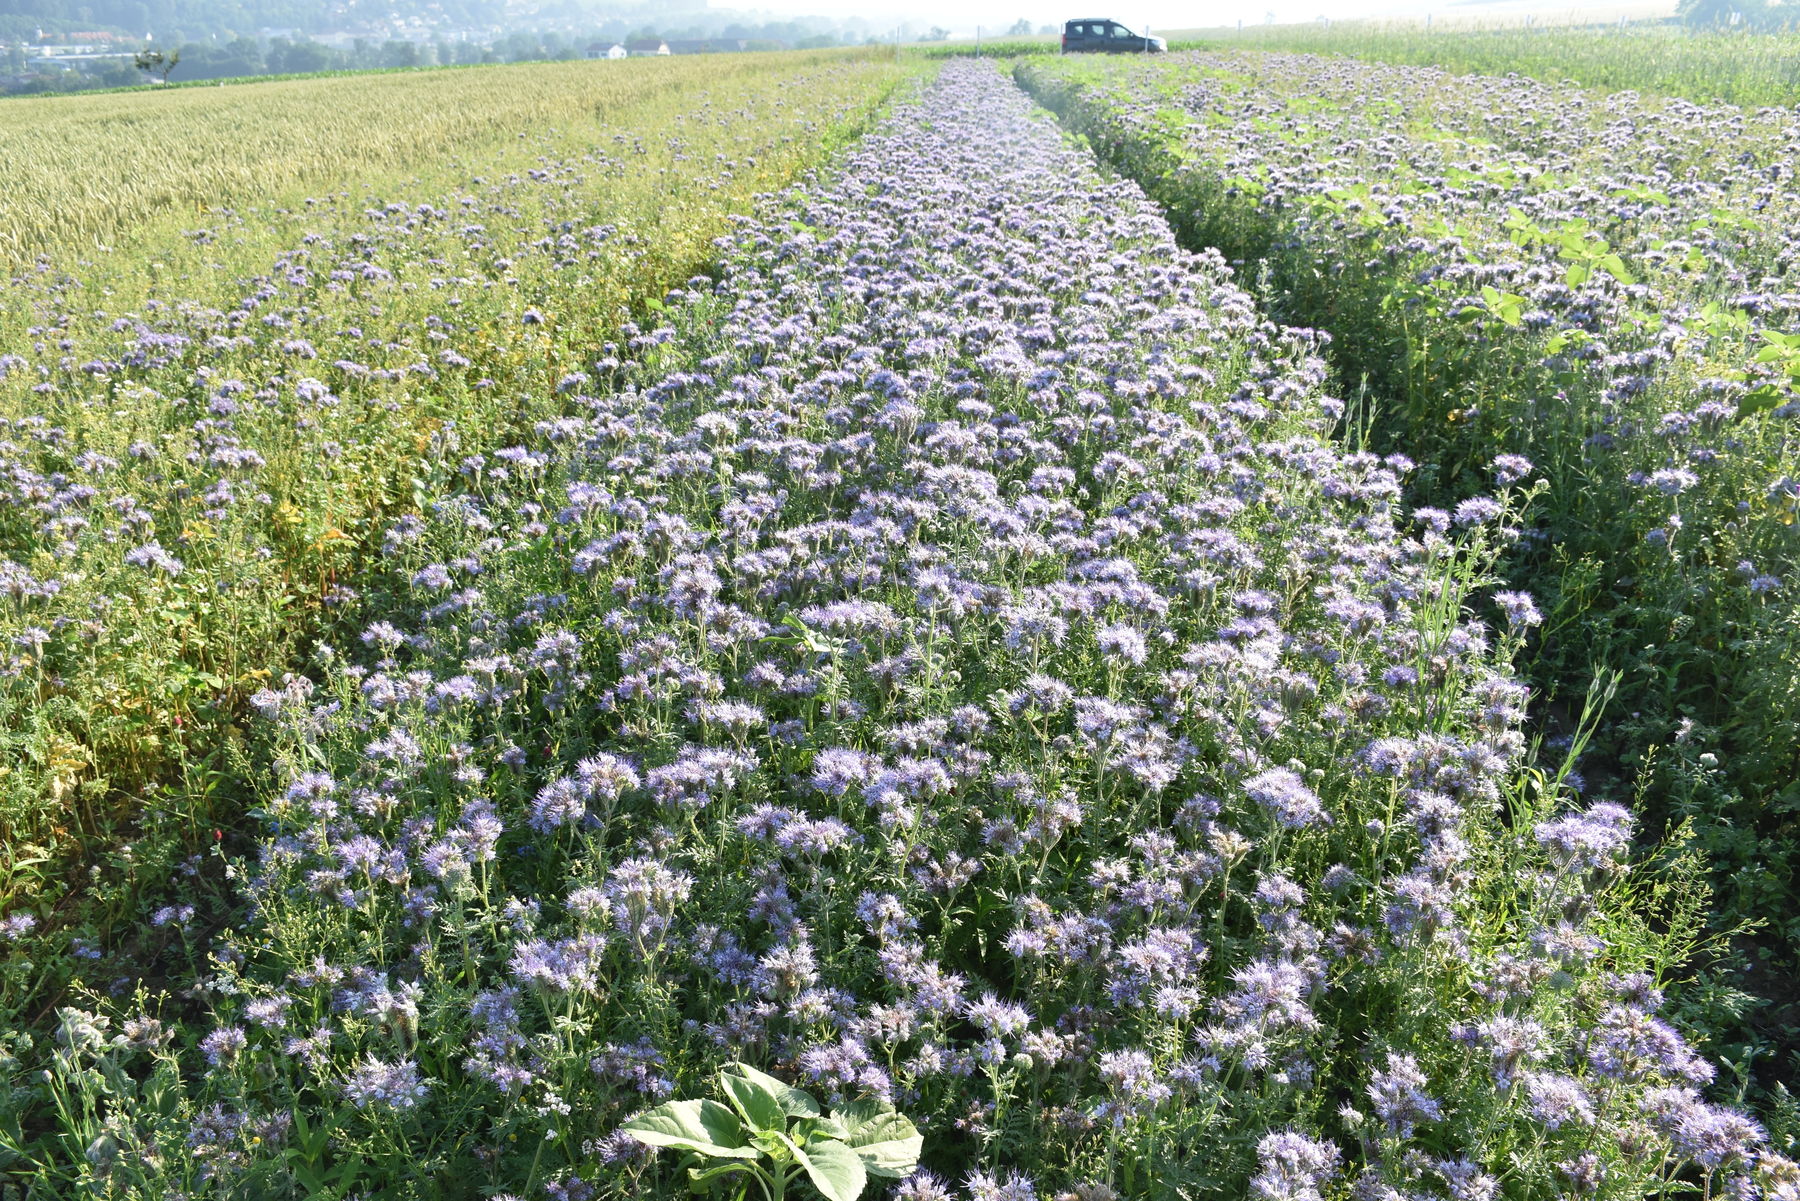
[{"xmin": 1061, "ymin": 18, "xmax": 1167, "ymax": 52}]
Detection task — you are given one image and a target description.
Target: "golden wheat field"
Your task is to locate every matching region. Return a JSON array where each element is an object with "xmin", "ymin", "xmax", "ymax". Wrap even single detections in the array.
[{"xmin": 0, "ymin": 50, "xmax": 899, "ymax": 266}]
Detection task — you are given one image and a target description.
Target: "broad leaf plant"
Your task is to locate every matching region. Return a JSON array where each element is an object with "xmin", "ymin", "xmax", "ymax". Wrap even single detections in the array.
[{"xmin": 621, "ymin": 1063, "xmax": 923, "ymax": 1201}]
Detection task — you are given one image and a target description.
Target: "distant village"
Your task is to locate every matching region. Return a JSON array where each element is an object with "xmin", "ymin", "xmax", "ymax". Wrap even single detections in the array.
[{"xmin": 0, "ymin": 1, "xmax": 902, "ymax": 95}]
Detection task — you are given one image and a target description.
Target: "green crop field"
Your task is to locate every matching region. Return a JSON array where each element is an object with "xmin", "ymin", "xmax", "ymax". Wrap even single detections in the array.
[
  {"xmin": 0, "ymin": 31, "xmax": 1797, "ymax": 1201},
  {"xmin": 1182, "ymin": 20, "xmax": 1800, "ymax": 106}
]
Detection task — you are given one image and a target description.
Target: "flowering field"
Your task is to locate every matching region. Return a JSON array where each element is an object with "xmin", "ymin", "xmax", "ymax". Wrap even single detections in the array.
[
  {"xmin": 0, "ymin": 43, "xmax": 1794, "ymax": 1201},
  {"xmin": 1017, "ymin": 49, "xmax": 1800, "ymax": 1086},
  {"xmin": 1183, "ymin": 24, "xmax": 1800, "ymax": 108},
  {"xmin": 0, "ymin": 47, "xmax": 907, "ymax": 1190}
]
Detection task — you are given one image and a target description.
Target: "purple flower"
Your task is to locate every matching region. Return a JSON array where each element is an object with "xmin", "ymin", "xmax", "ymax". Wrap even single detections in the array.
[
  {"xmin": 1366, "ymin": 1052, "xmax": 1441, "ymax": 1138},
  {"xmin": 1535, "ymin": 802, "xmax": 1632, "ymax": 871},
  {"xmin": 1452, "ymin": 497, "xmax": 1504, "ymax": 527},
  {"xmin": 576, "ymin": 753, "xmax": 640, "ymax": 801},
  {"xmin": 411, "ymin": 563, "xmax": 454, "ymax": 590},
  {"xmin": 342, "ymin": 1056, "xmax": 428, "ymax": 1109},
  {"xmin": 1097, "ymin": 622, "xmax": 1149, "ymax": 666},
  {"xmin": 1646, "ymin": 468, "xmax": 1698, "ymax": 496},
  {"xmin": 124, "ymin": 542, "xmax": 184, "ymax": 575},
  {"xmin": 530, "ymin": 778, "xmax": 586, "ymax": 833},
  {"xmin": 809, "ymin": 747, "xmax": 882, "ymax": 797},
  {"xmin": 1492, "ymin": 591, "xmax": 1542, "ymax": 628},
  {"xmin": 1524, "ymin": 1070, "xmax": 1595, "ymax": 1129},
  {"xmin": 1096, "ymin": 1048, "xmax": 1172, "ymax": 1115},
  {"xmin": 1251, "ymin": 1130, "xmax": 1340, "ymax": 1201},
  {"xmin": 0, "ymin": 913, "xmax": 38, "ymax": 940},
  {"xmin": 1243, "ymin": 767, "xmax": 1328, "ymax": 828},
  {"xmin": 1491, "ymin": 454, "xmax": 1534, "ymax": 486},
  {"xmin": 509, "ymin": 935, "xmax": 607, "ymax": 995},
  {"xmin": 1475, "ymin": 1014, "xmax": 1547, "ymax": 1087},
  {"xmin": 893, "ymin": 1172, "xmax": 955, "ymax": 1201},
  {"xmin": 604, "ymin": 857, "xmax": 693, "ymax": 950},
  {"xmin": 964, "ymin": 1170, "xmax": 1037, "ymax": 1201},
  {"xmin": 1642, "ymin": 1086, "xmax": 1765, "ymax": 1168},
  {"xmin": 773, "ymin": 817, "xmax": 857, "ymax": 858},
  {"xmin": 964, "ymin": 993, "xmax": 1031, "ymax": 1038},
  {"xmin": 1587, "ymin": 1003, "xmax": 1714, "ymax": 1084},
  {"xmin": 199, "ymin": 1026, "xmax": 247, "ymax": 1067}
]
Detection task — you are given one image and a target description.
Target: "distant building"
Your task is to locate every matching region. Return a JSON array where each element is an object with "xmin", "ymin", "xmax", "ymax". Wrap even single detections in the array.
[
  {"xmin": 586, "ymin": 42, "xmax": 628, "ymax": 59},
  {"xmin": 624, "ymin": 38, "xmax": 669, "ymax": 56}
]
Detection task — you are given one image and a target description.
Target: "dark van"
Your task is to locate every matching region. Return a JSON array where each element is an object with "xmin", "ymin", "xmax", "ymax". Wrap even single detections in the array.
[{"xmin": 1061, "ymin": 18, "xmax": 1167, "ymax": 52}]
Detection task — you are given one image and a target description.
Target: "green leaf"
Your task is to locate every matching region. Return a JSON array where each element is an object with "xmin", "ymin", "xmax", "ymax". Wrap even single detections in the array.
[
  {"xmin": 833, "ymin": 1100, "xmax": 922, "ymax": 1179},
  {"xmin": 751, "ymin": 1128, "xmax": 790, "ymax": 1159},
  {"xmin": 720, "ymin": 1069, "xmax": 787, "ymax": 1133},
  {"xmin": 687, "ymin": 1162, "xmax": 759, "ymax": 1193},
  {"xmin": 726, "ymin": 1062, "xmax": 822, "ymax": 1118},
  {"xmin": 792, "ymin": 1116, "xmax": 852, "ymax": 1145},
  {"xmin": 1737, "ymin": 385, "xmax": 1786, "ymax": 419},
  {"xmin": 794, "ymin": 1137, "xmax": 867, "ymax": 1201},
  {"xmin": 1564, "ymin": 262, "xmax": 1590, "ymax": 288},
  {"xmin": 621, "ymin": 1100, "xmax": 757, "ymax": 1159}
]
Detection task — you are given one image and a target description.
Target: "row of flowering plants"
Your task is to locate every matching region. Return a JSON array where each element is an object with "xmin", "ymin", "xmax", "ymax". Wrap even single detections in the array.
[
  {"xmin": 1014, "ymin": 51, "xmax": 1800, "ymax": 1059},
  {"xmin": 17, "ymin": 60, "xmax": 1789, "ymax": 1200},
  {"xmin": 0, "ymin": 54, "xmax": 905, "ymax": 1088}
]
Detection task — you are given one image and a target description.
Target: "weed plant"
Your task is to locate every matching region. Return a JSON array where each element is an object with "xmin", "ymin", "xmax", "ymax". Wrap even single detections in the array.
[
  {"xmin": 12, "ymin": 60, "xmax": 1787, "ymax": 1201},
  {"xmin": 1014, "ymin": 51, "xmax": 1800, "ymax": 1098}
]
